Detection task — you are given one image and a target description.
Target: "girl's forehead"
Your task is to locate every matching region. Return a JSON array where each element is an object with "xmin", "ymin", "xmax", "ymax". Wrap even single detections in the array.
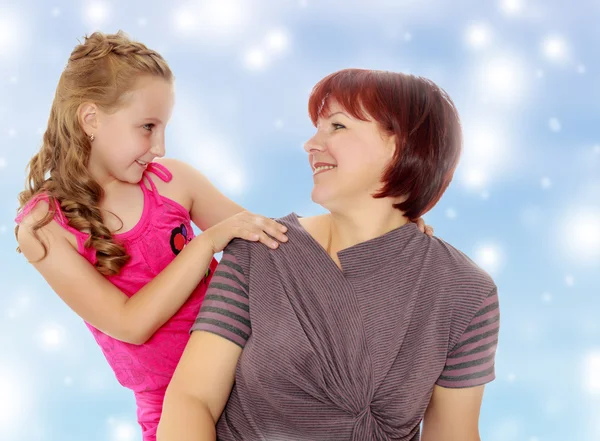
[{"xmin": 123, "ymin": 81, "xmax": 174, "ymax": 114}]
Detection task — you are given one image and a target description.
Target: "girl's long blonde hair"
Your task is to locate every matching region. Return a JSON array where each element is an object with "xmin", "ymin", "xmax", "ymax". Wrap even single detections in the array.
[{"xmin": 16, "ymin": 30, "xmax": 173, "ymax": 276}]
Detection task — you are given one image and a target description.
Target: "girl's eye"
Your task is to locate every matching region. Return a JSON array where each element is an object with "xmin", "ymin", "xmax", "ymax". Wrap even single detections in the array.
[
  {"xmin": 142, "ymin": 123, "xmax": 155, "ymax": 131},
  {"xmin": 332, "ymin": 123, "xmax": 346, "ymax": 130}
]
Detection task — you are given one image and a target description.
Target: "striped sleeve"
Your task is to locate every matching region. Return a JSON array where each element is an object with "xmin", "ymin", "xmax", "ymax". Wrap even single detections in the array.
[
  {"xmin": 190, "ymin": 249, "xmax": 251, "ymax": 349},
  {"xmin": 436, "ymin": 287, "xmax": 500, "ymax": 388}
]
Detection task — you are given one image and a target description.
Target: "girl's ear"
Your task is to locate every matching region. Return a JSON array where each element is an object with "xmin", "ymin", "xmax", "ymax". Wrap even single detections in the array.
[{"xmin": 78, "ymin": 102, "xmax": 99, "ymax": 137}]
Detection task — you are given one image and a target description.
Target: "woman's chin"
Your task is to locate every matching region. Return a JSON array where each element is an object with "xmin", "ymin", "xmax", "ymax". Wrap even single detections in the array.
[{"xmin": 310, "ymin": 188, "xmax": 340, "ymax": 211}]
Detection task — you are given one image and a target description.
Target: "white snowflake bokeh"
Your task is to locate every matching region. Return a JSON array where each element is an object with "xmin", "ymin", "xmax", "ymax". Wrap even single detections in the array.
[{"xmin": 0, "ymin": 1, "xmax": 598, "ymax": 440}]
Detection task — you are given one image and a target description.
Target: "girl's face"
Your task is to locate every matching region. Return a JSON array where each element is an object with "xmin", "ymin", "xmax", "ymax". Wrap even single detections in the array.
[
  {"xmin": 303, "ymin": 99, "xmax": 396, "ymax": 212},
  {"xmin": 87, "ymin": 75, "xmax": 175, "ymax": 186}
]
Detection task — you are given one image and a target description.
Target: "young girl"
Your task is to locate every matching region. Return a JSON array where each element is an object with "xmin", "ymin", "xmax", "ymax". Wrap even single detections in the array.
[{"xmin": 14, "ymin": 31, "xmax": 289, "ymax": 441}]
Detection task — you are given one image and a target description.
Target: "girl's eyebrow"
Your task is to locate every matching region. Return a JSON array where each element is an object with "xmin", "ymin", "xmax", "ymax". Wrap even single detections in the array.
[{"xmin": 142, "ymin": 117, "xmax": 164, "ymax": 124}]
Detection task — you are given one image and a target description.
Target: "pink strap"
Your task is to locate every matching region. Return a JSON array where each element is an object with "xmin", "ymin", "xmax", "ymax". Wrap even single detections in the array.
[
  {"xmin": 15, "ymin": 194, "xmax": 90, "ymax": 250},
  {"xmin": 146, "ymin": 162, "xmax": 172, "ymax": 182},
  {"xmin": 17, "ymin": 194, "xmax": 65, "ymax": 228},
  {"xmin": 140, "ymin": 162, "xmax": 173, "ymax": 206}
]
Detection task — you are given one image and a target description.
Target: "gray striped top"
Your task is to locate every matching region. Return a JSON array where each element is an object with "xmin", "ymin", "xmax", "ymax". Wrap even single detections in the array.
[{"xmin": 192, "ymin": 213, "xmax": 500, "ymax": 440}]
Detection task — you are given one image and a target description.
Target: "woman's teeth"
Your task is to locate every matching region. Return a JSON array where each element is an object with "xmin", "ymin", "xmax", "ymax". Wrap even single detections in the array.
[{"xmin": 313, "ymin": 165, "xmax": 336, "ymax": 175}]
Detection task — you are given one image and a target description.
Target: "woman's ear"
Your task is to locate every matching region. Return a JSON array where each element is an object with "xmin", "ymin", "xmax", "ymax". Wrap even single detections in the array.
[{"xmin": 385, "ymin": 133, "xmax": 398, "ymax": 159}]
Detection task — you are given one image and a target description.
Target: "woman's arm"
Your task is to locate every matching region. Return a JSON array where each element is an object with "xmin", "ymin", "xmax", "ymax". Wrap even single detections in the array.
[
  {"xmin": 158, "ymin": 332, "xmax": 242, "ymax": 440},
  {"xmin": 158, "ymin": 244, "xmax": 251, "ymax": 440},
  {"xmin": 421, "ymin": 385, "xmax": 484, "ymax": 441},
  {"xmin": 422, "ymin": 286, "xmax": 500, "ymax": 440}
]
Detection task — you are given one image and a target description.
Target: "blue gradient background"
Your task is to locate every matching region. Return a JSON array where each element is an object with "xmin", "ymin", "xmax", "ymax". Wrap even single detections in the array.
[{"xmin": 1, "ymin": 1, "xmax": 599, "ymax": 440}]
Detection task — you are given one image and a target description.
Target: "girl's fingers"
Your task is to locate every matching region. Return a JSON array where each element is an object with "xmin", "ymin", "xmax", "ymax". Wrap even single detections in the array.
[{"xmin": 255, "ymin": 230, "xmax": 279, "ymax": 249}]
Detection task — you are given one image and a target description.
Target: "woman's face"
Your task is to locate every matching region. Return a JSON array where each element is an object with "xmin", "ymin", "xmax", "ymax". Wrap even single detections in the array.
[{"xmin": 303, "ymin": 99, "xmax": 396, "ymax": 211}]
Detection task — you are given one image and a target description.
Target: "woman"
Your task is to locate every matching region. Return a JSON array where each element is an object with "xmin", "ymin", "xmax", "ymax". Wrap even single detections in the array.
[{"xmin": 157, "ymin": 69, "xmax": 500, "ymax": 441}]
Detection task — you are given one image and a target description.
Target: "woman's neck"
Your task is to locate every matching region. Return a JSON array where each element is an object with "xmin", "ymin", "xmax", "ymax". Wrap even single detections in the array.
[{"xmin": 326, "ymin": 206, "xmax": 409, "ymax": 255}]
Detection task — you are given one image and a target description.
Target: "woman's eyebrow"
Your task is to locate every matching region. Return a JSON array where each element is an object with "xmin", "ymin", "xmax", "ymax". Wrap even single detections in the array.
[{"xmin": 326, "ymin": 111, "xmax": 350, "ymax": 119}]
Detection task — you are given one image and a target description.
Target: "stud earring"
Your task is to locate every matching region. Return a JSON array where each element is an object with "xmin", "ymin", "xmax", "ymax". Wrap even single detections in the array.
[{"xmin": 88, "ymin": 134, "xmax": 95, "ymax": 142}]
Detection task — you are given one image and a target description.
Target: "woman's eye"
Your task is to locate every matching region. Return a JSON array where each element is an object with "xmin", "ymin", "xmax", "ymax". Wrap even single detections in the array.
[
  {"xmin": 142, "ymin": 123, "xmax": 155, "ymax": 131},
  {"xmin": 332, "ymin": 123, "xmax": 345, "ymax": 130}
]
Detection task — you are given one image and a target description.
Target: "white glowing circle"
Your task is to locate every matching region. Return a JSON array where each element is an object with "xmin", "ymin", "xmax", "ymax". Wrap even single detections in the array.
[
  {"xmin": 51, "ymin": 7, "xmax": 61, "ymax": 17},
  {"xmin": 138, "ymin": 17, "xmax": 148, "ymax": 27},
  {"xmin": 543, "ymin": 36, "xmax": 568, "ymax": 61},
  {"xmin": 173, "ymin": 8, "xmax": 196, "ymax": 32},
  {"xmin": 0, "ymin": 157, "xmax": 6, "ymax": 168},
  {"xmin": 40, "ymin": 324, "xmax": 65, "ymax": 350},
  {"xmin": 0, "ymin": 367, "xmax": 32, "ymax": 433},
  {"xmin": 219, "ymin": 168, "xmax": 246, "ymax": 194},
  {"xmin": 577, "ymin": 64, "xmax": 586, "ymax": 74},
  {"xmin": 64, "ymin": 376, "xmax": 73, "ymax": 386},
  {"xmin": 460, "ymin": 120, "xmax": 509, "ymax": 190},
  {"xmin": 0, "ymin": 225, "xmax": 7, "ymax": 233},
  {"xmin": 594, "ymin": 145, "xmax": 600, "ymax": 154},
  {"xmin": 500, "ymin": 0, "xmax": 522, "ymax": 14},
  {"xmin": 446, "ymin": 208, "xmax": 457, "ymax": 219},
  {"xmin": 541, "ymin": 177, "xmax": 552, "ymax": 189},
  {"xmin": 548, "ymin": 117, "xmax": 561, "ymax": 132},
  {"xmin": 84, "ymin": 1, "xmax": 111, "ymax": 27},
  {"xmin": 563, "ymin": 209, "xmax": 600, "ymax": 261},
  {"xmin": 478, "ymin": 56, "xmax": 527, "ymax": 104},
  {"xmin": 466, "ymin": 23, "xmax": 492, "ymax": 49},
  {"xmin": 464, "ymin": 125, "xmax": 507, "ymax": 165},
  {"xmin": 565, "ymin": 274, "xmax": 575, "ymax": 286},
  {"xmin": 274, "ymin": 119, "xmax": 284, "ymax": 128},
  {"xmin": 8, "ymin": 128, "xmax": 17, "ymax": 137},
  {"xmin": 244, "ymin": 48, "xmax": 268, "ymax": 70},
  {"xmin": 507, "ymin": 373, "xmax": 517, "ymax": 382},
  {"xmin": 541, "ymin": 292, "xmax": 552, "ymax": 302},
  {"xmin": 473, "ymin": 244, "xmax": 503, "ymax": 274},
  {"xmin": 110, "ymin": 420, "xmax": 137, "ymax": 441},
  {"xmin": 203, "ymin": 0, "xmax": 246, "ymax": 31},
  {"xmin": 404, "ymin": 32, "xmax": 413, "ymax": 42},
  {"xmin": 583, "ymin": 351, "xmax": 600, "ymax": 395},
  {"xmin": 463, "ymin": 168, "xmax": 488, "ymax": 190},
  {"xmin": 0, "ymin": 9, "xmax": 24, "ymax": 58},
  {"xmin": 173, "ymin": 0, "xmax": 249, "ymax": 38},
  {"xmin": 266, "ymin": 29, "xmax": 289, "ymax": 53}
]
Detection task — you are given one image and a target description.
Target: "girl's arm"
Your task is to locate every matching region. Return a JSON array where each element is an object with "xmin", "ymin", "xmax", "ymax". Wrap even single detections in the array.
[
  {"xmin": 17, "ymin": 203, "xmax": 286, "ymax": 345},
  {"xmin": 157, "ymin": 158, "xmax": 246, "ymax": 231}
]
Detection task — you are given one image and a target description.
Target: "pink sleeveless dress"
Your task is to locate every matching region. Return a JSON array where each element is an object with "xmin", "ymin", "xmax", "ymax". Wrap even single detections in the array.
[{"xmin": 16, "ymin": 162, "xmax": 218, "ymax": 441}]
